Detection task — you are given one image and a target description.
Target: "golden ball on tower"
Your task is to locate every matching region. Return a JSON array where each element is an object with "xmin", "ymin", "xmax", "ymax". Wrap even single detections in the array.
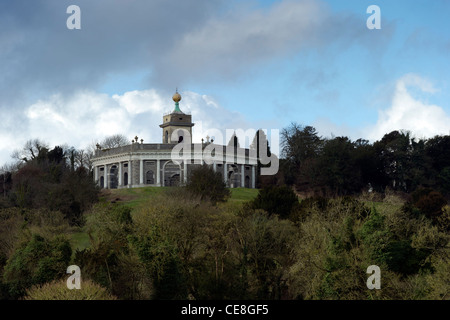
[{"xmin": 172, "ymin": 92, "xmax": 182, "ymax": 103}]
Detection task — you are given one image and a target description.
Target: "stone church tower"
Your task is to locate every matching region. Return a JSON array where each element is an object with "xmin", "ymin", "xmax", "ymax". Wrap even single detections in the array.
[{"xmin": 159, "ymin": 90, "xmax": 194, "ymax": 144}]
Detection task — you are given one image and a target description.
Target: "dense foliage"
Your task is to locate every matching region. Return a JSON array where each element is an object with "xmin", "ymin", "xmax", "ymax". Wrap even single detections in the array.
[
  {"xmin": 281, "ymin": 123, "xmax": 450, "ymax": 197},
  {"xmin": 0, "ymin": 127, "xmax": 448, "ymax": 300},
  {"xmin": 185, "ymin": 164, "xmax": 230, "ymax": 205},
  {"xmin": 1, "ymin": 143, "xmax": 99, "ymax": 226}
]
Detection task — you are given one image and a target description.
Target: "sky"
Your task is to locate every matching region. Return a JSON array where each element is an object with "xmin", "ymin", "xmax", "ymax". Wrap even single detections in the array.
[{"xmin": 1, "ymin": 0, "xmax": 450, "ymax": 166}]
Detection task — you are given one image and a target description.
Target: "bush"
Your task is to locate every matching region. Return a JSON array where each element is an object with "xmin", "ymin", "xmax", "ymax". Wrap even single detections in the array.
[
  {"xmin": 2, "ymin": 234, "xmax": 72, "ymax": 298},
  {"xmin": 414, "ymin": 191, "xmax": 447, "ymax": 221},
  {"xmin": 404, "ymin": 188, "xmax": 448, "ymax": 223},
  {"xmin": 290, "ymin": 196, "xmax": 328, "ymax": 223},
  {"xmin": 23, "ymin": 279, "xmax": 117, "ymax": 300},
  {"xmin": 186, "ymin": 165, "xmax": 230, "ymax": 204},
  {"xmin": 358, "ymin": 208, "xmax": 432, "ymax": 275},
  {"xmin": 250, "ymin": 185, "xmax": 299, "ymax": 219},
  {"xmin": 75, "ymin": 203, "xmax": 149, "ymax": 300}
]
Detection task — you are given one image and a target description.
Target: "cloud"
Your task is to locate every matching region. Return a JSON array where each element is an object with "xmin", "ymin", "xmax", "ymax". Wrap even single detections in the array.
[
  {"xmin": 0, "ymin": 0, "xmax": 390, "ymax": 106},
  {"xmin": 164, "ymin": 0, "xmax": 327, "ymax": 79},
  {"xmin": 0, "ymin": 0, "xmax": 223, "ymax": 107},
  {"xmin": 163, "ymin": 0, "xmax": 393, "ymax": 84},
  {"xmin": 0, "ymin": 0, "xmax": 398, "ymax": 164},
  {"xmin": 368, "ymin": 73, "xmax": 450, "ymax": 141},
  {"xmin": 0, "ymin": 89, "xmax": 255, "ymax": 165}
]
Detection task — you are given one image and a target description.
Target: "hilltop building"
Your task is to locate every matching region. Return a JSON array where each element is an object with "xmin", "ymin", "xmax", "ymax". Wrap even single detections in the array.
[{"xmin": 92, "ymin": 91, "xmax": 258, "ymax": 189}]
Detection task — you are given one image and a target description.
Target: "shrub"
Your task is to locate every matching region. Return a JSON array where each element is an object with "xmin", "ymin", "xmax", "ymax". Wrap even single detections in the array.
[
  {"xmin": 290, "ymin": 196, "xmax": 328, "ymax": 223},
  {"xmin": 250, "ymin": 185, "xmax": 299, "ymax": 219},
  {"xmin": 2, "ymin": 234, "xmax": 72, "ymax": 298},
  {"xmin": 23, "ymin": 279, "xmax": 117, "ymax": 300},
  {"xmin": 414, "ymin": 191, "xmax": 447, "ymax": 221},
  {"xmin": 404, "ymin": 188, "xmax": 448, "ymax": 223},
  {"xmin": 186, "ymin": 165, "xmax": 230, "ymax": 204}
]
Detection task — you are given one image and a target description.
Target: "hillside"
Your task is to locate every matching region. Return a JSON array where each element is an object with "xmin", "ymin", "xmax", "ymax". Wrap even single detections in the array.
[{"xmin": 100, "ymin": 186, "xmax": 260, "ymax": 208}]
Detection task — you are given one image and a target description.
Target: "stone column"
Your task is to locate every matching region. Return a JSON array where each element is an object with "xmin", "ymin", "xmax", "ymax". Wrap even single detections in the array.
[
  {"xmin": 94, "ymin": 166, "xmax": 98, "ymax": 184},
  {"xmin": 183, "ymin": 160, "xmax": 187, "ymax": 183},
  {"xmin": 105, "ymin": 164, "xmax": 109, "ymax": 189},
  {"xmin": 118, "ymin": 163, "xmax": 122, "ymax": 187},
  {"xmin": 223, "ymin": 163, "xmax": 227, "ymax": 184},
  {"xmin": 140, "ymin": 159, "xmax": 144, "ymax": 185},
  {"xmin": 241, "ymin": 164, "xmax": 245, "ymax": 188},
  {"xmin": 128, "ymin": 160, "xmax": 131, "ymax": 187},
  {"xmin": 213, "ymin": 162, "xmax": 216, "ymax": 172},
  {"xmin": 157, "ymin": 159, "xmax": 161, "ymax": 186},
  {"xmin": 252, "ymin": 165, "xmax": 256, "ymax": 189}
]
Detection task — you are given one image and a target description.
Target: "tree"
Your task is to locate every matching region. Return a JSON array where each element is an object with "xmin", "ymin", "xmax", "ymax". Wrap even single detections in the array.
[
  {"xmin": 250, "ymin": 185, "xmax": 299, "ymax": 220},
  {"xmin": 352, "ymin": 139, "xmax": 382, "ymax": 191},
  {"xmin": 281, "ymin": 123, "xmax": 323, "ymax": 188},
  {"xmin": 233, "ymin": 210, "xmax": 295, "ymax": 299},
  {"xmin": 11, "ymin": 139, "xmax": 49, "ymax": 163},
  {"xmin": 373, "ymin": 130, "xmax": 413, "ymax": 192},
  {"xmin": 316, "ymin": 137, "xmax": 362, "ymax": 195},
  {"xmin": 425, "ymin": 135, "xmax": 450, "ymax": 173},
  {"xmin": 8, "ymin": 142, "xmax": 99, "ymax": 224},
  {"xmin": 186, "ymin": 165, "xmax": 230, "ymax": 204},
  {"xmin": 3, "ymin": 234, "xmax": 72, "ymax": 298},
  {"xmin": 100, "ymin": 134, "xmax": 129, "ymax": 149},
  {"xmin": 75, "ymin": 204, "xmax": 150, "ymax": 299},
  {"xmin": 0, "ymin": 171, "xmax": 12, "ymax": 200},
  {"xmin": 406, "ymin": 188, "xmax": 448, "ymax": 223},
  {"xmin": 425, "ymin": 135, "xmax": 450, "ymax": 194}
]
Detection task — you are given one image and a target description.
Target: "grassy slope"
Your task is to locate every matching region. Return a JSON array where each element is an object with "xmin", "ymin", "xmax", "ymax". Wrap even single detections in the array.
[
  {"xmin": 70, "ymin": 187, "xmax": 260, "ymax": 251},
  {"xmin": 101, "ymin": 186, "xmax": 259, "ymax": 208}
]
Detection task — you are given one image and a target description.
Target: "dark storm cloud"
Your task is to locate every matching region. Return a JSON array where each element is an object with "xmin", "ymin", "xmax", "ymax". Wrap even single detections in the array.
[
  {"xmin": 0, "ymin": 0, "xmax": 224, "ymax": 108},
  {"xmin": 0, "ymin": 0, "xmax": 397, "ymax": 112},
  {"xmin": 1, "ymin": 0, "xmax": 396, "ymax": 110}
]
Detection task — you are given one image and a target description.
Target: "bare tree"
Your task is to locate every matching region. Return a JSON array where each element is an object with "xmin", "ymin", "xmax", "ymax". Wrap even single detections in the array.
[
  {"xmin": 100, "ymin": 134, "xmax": 129, "ymax": 149},
  {"xmin": 0, "ymin": 162, "xmax": 21, "ymax": 175},
  {"xmin": 11, "ymin": 139, "xmax": 49, "ymax": 163},
  {"xmin": 74, "ymin": 148, "xmax": 95, "ymax": 172}
]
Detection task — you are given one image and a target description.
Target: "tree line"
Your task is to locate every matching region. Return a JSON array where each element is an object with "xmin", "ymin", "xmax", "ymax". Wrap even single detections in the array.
[
  {"xmin": 277, "ymin": 123, "xmax": 450, "ymax": 198},
  {"xmin": 0, "ymin": 134, "xmax": 131, "ymax": 222}
]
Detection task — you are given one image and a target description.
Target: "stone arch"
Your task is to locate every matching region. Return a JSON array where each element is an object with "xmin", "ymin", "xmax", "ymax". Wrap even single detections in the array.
[
  {"xmin": 110, "ymin": 165, "xmax": 118, "ymax": 189},
  {"xmin": 163, "ymin": 161, "xmax": 181, "ymax": 186},
  {"xmin": 169, "ymin": 174, "xmax": 180, "ymax": 186},
  {"xmin": 228, "ymin": 164, "xmax": 240, "ymax": 188},
  {"xmin": 245, "ymin": 175, "xmax": 250, "ymax": 188},
  {"xmin": 146, "ymin": 170, "xmax": 155, "ymax": 184}
]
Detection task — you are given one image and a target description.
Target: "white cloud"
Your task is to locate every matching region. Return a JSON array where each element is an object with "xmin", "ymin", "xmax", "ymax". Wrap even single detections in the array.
[
  {"xmin": 368, "ymin": 73, "xmax": 450, "ymax": 141},
  {"xmin": 113, "ymin": 89, "xmax": 165, "ymax": 115},
  {"xmin": 0, "ymin": 88, "xmax": 255, "ymax": 166},
  {"xmin": 171, "ymin": 91, "xmax": 251, "ymax": 145}
]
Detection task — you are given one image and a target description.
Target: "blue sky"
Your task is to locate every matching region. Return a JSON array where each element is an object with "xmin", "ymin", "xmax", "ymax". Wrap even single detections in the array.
[{"xmin": 1, "ymin": 0, "xmax": 450, "ymax": 166}]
